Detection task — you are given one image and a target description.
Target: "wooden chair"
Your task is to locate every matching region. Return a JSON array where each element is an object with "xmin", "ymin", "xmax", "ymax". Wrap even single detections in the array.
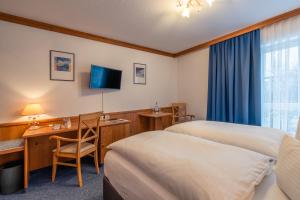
[
  {"xmin": 171, "ymin": 103, "xmax": 195, "ymax": 124},
  {"xmin": 49, "ymin": 112, "xmax": 101, "ymax": 187}
]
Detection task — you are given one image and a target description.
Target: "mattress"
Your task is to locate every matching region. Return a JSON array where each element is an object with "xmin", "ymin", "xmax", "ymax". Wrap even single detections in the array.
[{"xmin": 104, "ymin": 150, "xmax": 288, "ymax": 200}]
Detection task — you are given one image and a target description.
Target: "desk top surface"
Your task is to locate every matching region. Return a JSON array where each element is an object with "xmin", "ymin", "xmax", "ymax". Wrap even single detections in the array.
[
  {"xmin": 139, "ymin": 112, "xmax": 172, "ymax": 118},
  {"xmin": 23, "ymin": 119, "xmax": 130, "ymax": 138}
]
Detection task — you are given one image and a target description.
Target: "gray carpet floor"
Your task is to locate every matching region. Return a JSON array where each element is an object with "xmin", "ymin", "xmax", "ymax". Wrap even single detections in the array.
[{"xmin": 0, "ymin": 158, "xmax": 103, "ymax": 200}]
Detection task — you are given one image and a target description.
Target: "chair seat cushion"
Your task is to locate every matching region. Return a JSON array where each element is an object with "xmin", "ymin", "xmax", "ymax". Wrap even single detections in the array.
[
  {"xmin": 53, "ymin": 142, "xmax": 95, "ymax": 154},
  {"xmin": 0, "ymin": 139, "xmax": 24, "ymax": 151}
]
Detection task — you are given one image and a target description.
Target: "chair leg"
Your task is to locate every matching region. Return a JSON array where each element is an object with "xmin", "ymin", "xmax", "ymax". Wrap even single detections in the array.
[
  {"xmin": 76, "ymin": 157, "xmax": 83, "ymax": 187},
  {"xmin": 94, "ymin": 150, "xmax": 100, "ymax": 175},
  {"xmin": 52, "ymin": 154, "xmax": 58, "ymax": 183}
]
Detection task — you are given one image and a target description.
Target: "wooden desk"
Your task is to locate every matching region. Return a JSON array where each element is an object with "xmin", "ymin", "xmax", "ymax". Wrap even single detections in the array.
[
  {"xmin": 139, "ymin": 112, "xmax": 172, "ymax": 131},
  {"xmin": 23, "ymin": 119, "xmax": 130, "ymax": 189}
]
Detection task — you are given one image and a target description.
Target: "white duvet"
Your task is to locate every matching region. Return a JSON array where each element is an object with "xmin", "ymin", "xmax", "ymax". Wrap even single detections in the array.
[
  {"xmin": 108, "ymin": 131, "xmax": 273, "ymax": 200},
  {"xmin": 166, "ymin": 121, "xmax": 286, "ymax": 158}
]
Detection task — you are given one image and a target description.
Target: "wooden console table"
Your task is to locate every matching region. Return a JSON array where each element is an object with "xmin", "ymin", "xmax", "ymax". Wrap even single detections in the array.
[
  {"xmin": 139, "ymin": 112, "xmax": 172, "ymax": 131},
  {"xmin": 22, "ymin": 119, "xmax": 130, "ymax": 189}
]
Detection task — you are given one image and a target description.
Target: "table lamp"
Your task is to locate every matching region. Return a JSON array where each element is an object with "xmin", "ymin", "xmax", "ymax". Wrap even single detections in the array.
[{"xmin": 22, "ymin": 103, "xmax": 44, "ymax": 130}]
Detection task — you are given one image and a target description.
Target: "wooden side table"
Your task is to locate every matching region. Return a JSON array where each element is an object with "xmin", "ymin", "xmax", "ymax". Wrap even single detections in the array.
[{"xmin": 139, "ymin": 112, "xmax": 172, "ymax": 131}]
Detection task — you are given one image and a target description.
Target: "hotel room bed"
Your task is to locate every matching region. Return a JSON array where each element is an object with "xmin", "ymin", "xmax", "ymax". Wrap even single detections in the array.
[
  {"xmin": 104, "ymin": 150, "xmax": 288, "ymax": 200},
  {"xmin": 103, "ymin": 121, "xmax": 289, "ymax": 200}
]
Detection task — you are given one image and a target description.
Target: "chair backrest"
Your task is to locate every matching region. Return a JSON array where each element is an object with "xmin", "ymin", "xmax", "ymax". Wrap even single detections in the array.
[
  {"xmin": 77, "ymin": 112, "xmax": 102, "ymax": 147},
  {"xmin": 172, "ymin": 103, "xmax": 187, "ymax": 122}
]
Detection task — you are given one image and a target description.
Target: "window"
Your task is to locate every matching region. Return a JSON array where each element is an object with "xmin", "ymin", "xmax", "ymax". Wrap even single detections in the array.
[{"xmin": 261, "ymin": 16, "xmax": 300, "ymax": 135}]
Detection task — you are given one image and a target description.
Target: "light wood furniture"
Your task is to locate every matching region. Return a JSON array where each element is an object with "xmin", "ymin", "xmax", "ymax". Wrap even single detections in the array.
[
  {"xmin": 139, "ymin": 112, "xmax": 172, "ymax": 131},
  {"xmin": 49, "ymin": 112, "xmax": 101, "ymax": 187},
  {"xmin": 0, "ymin": 107, "xmax": 172, "ymax": 179},
  {"xmin": 22, "ymin": 117, "xmax": 130, "ymax": 189},
  {"xmin": 0, "ymin": 124, "xmax": 28, "ymax": 166},
  {"xmin": 0, "ymin": 139, "xmax": 24, "ymax": 155},
  {"xmin": 171, "ymin": 103, "xmax": 195, "ymax": 124},
  {"xmin": 100, "ymin": 122, "xmax": 130, "ymax": 163}
]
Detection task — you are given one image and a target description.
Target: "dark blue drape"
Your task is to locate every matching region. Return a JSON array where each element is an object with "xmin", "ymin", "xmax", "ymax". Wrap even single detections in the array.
[{"xmin": 207, "ymin": 29, "xmax": 261, "ymax": 125}]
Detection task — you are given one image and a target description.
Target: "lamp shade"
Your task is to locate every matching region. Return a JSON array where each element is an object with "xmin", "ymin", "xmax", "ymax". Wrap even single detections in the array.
[{"xmin": 22, "ymin": 104, "xmax": 44, "ymax": 116}]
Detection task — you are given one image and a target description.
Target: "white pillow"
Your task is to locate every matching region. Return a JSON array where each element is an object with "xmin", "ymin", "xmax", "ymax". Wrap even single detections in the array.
[
  {"xmin": 165, "ymin": 120, "xmax": 285, "ymax": 158},
  {"xmin": 296, "ymin": 117, "xmax": 300, "ymax": 140},
  {"xmin": 276, "ymin": 135, "xmax": 300, "ymax": 200}
]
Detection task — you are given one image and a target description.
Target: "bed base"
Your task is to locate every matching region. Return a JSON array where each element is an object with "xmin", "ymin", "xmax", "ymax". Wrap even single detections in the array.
[{"xmin": 103, "ymin": 176, "xmax": 124, "ymax": 200}]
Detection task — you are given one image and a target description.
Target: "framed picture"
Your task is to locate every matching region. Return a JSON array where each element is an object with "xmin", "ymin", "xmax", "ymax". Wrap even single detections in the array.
[
  {"xmin": 50, "ymin": 50, "xmax": 75, "ymax": 81},
  {"xmin": 133, "ymin": 63, "xmax": 146, "ymax": 85}
]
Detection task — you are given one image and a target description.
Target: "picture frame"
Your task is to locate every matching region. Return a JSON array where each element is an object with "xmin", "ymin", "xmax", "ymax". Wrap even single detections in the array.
[
  {"xmin": 50, "ymin": 50, "xmax": 75, "ymax": 81},
  {"xmin": 133, "ymin": 63, "xmax": 146, "ymax": 85}
]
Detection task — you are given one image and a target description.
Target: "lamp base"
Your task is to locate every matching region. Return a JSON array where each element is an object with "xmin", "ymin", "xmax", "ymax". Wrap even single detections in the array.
[{"xmin": 29, "ymin": 125, "xmax": 41, "ymax": 130}]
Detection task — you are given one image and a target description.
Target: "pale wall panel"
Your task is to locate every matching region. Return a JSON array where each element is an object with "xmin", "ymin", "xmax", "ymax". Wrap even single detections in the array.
[
  {"xmin": 0, "ymin": 21, "xmax": 178, "ymax": 123},
  {"xmin": 177, "ymin": 48, "xmax": 209, "ymax": 120}
]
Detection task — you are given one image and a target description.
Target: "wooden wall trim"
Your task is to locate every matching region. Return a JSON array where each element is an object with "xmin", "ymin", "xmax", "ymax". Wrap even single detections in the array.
[
  {"xmin": 175, "ymin": 7, "xmax": 300, "ymax": 57},
  {"xmin": 0, "ymin": 107, "xmax": 172, "ymax": 128},
  {"xmin": 0, "ymin": 8, "xmax": 299, "ymax": 58},
  {"xmin": 0, "ymin": 12, "xmax": 175, "ymax": 58}
]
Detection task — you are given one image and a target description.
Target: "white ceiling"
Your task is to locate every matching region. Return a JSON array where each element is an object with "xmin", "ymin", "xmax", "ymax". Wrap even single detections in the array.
[{"xmin": 0, "ymin": 0, "xmax": 299, "ymax": 53}]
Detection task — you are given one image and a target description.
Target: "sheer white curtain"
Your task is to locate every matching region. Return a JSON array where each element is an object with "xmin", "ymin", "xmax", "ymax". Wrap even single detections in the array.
[{"xmin": 261, "ymin": 15, "xmax": 300, "ymax": 135}]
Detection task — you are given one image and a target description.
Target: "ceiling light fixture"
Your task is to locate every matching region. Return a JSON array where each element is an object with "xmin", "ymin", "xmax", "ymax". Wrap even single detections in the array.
[{"xmin": 177, "ymin": 0, "xmax": 215, "ymax": 18}]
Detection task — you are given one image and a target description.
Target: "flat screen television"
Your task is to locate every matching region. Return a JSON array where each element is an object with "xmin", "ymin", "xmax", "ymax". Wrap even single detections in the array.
[{"xmin": 89, "ymin": 65, "xmax": 122, "ymax": 89}]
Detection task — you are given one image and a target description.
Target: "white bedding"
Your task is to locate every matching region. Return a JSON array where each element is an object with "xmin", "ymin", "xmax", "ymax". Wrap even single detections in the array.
[
  {"xmin": 253, "ymin": 172, "xmax": 289, "ymax": 200},
  {"xmin": 166, "ymin": 120, "xmax": 286, "ymax": 158},
  {"xmin": 107, "ymin": 131, "xmax": 273, "ymax": 200},
  {"xmin": 105, "ymin": 151, "xmax": 176, "ymax": 200},
  {"xmin": 105, "ymin": 150, "xmax": 288, "ymax": 200}
]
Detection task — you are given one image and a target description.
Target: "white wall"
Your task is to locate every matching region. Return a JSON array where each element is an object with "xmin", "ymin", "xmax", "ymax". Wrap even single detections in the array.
[
  {"xmin": 177, "ymin": 48, "xmax": 209, "ymax": 120},
  {"xmin": 0, "ymin": 21, "xmax": 178, "ymax": 123}
]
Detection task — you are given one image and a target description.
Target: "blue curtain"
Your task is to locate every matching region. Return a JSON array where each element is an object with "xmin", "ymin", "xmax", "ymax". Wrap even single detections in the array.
[{"xmin": 207, "ymin": 30, "xmax": 261, "ymax": 125}]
